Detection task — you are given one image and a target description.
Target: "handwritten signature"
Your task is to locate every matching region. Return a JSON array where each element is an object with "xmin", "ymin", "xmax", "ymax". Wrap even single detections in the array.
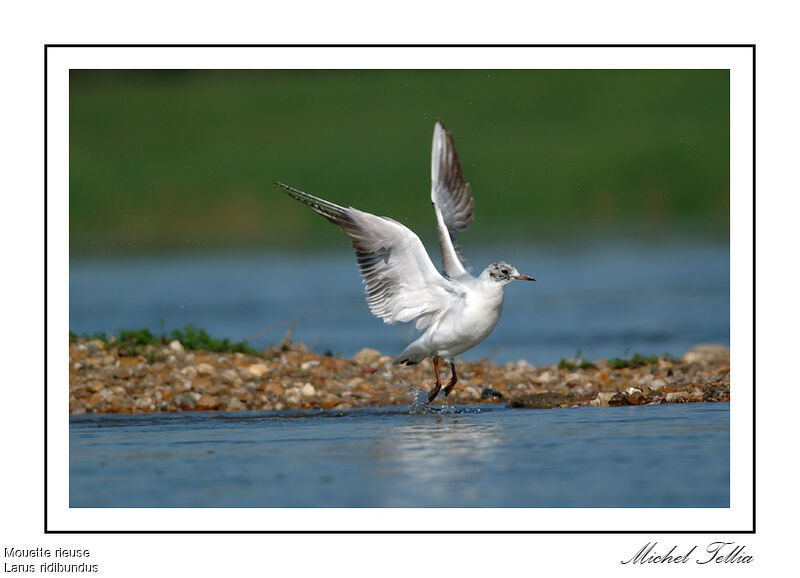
[{"xmin": 621, "ymin": 542, "xmax": 753, "ymax": 565}]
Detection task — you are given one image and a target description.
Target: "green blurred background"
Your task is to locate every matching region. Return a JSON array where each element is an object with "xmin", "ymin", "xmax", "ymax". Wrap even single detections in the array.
[{"xmin": 70, "ymin": 69, "xmax": 729, "ymax": 255}]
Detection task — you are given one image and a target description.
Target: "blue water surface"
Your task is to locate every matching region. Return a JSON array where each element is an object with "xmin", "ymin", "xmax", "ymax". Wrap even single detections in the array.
[
  {"xmin": 69, "ymin": 241, "xmax": 729, "ymax": 364},
  {"xmin": 70, "ymin": 402, "xmax": 729, "ymax": 508}
]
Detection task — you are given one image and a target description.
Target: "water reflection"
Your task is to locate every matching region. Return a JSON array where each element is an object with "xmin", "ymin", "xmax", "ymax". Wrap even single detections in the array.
[
  {"xmin": 371, "ymin": 417, "xmax": 507, "ymax": 506},
  {"xmin": 70, "ymin": 404, "xmax": 730, "ymax": 508}
]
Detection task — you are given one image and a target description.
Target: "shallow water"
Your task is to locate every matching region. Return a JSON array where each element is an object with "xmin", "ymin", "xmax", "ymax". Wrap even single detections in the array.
[
  {"xmin": 69, "ymin": 241, "xmax": 729, "ymax": 364},
  {"xmin": 70, "ymin": 402, "xmax": 729, "ymax": 508}
]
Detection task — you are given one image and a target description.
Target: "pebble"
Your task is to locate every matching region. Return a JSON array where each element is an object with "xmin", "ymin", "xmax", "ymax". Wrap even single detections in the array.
[
  {"xmin": 458, "ymin": 386, "xmax": 481, "ymax": 402},
  {"xmin": 509, "ymin": 393, "xmax": 571, "ymax": 409},
  {"xmin": 169, "ymin": 340, "xmax": 184, "ymax": 353},
  {"xmin": 285, "ymin": 388, "xmax": 301, "ymax": 404},
  {"xmin": 175, "ymin": 394, "xmax": 197, "ymax": 409},
  {"xmin": 192, "ymin": 376, "xmax": 213, "ymax": 389},
  {"xmin": 666, "ymin": 391, "xmax": 691, "ymax": 403},
  {"xmin": 246, "ymin": 363, "xmax": 269, "ymax": 378},
  {"xmin": 113, "ymin": 366, "xmax": 133, "ymax": 379},
  {"xmin": 683, "ymin": 344, "xmax": 729, "ymax": 363},
  {"xmin": 608, "ymin": 392, "xmax": 629, "ymax": 406},
  {"xmin": 135, "ymin": 396, "xmax": 153, "ymax": 409},
  {"xmin": 345, "ymin": 377, "xmax": 365, "ymax": 389},
  {"xmin": 267, "ymin": 383, "xmax": 284, "ymax": 396},
  {"xmin": 227, "ymin": 397, "xmax": 246, "ymax": 410},
  {"xmin": 537, "ymin": 370, "xmax": 557, "ymax": 384},
  {"xmin": 320, "ymin": 394, "xmax": 341, "ymax": 410},
  {"xmin": 196, "ymin": 363, "xmax": 216, "ymax": 376},
  {"xmin": 220, "ymin": 369, "xmax": 239, "ymax": 383},
  {"xmin": 590, "ymin": 392, "xmax": 616, "ymax": 407},
  {"xmin": 68, "ymin": 338, "xmax": 730, "ymax": 414},
  {"xmin": 625, "ymin": 388, "xmax": 646, "ymax": 405},
  {"xmin": 352, "ymin": 348, "xmax": 382, "ymax": 365},
  {"xmin": 481, "ymin": 387, "xmax": 503, "ymax": 400}
]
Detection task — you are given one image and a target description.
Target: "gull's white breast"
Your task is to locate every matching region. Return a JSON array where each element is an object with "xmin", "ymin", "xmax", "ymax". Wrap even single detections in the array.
[{"xmin": 426, "ymin": 279, "xmax": 505, "ymax": 358}]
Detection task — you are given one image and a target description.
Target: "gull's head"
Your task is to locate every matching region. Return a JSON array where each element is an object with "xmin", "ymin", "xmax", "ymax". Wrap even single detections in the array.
[{"xmin": 482, "ymin": 261, "xmax": 536, "ymax": 286}]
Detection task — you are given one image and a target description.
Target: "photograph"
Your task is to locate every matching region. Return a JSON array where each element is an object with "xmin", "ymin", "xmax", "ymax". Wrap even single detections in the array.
[{"xmin": 66, "ymin": 65, "xmax": 733, "ymax": 511}]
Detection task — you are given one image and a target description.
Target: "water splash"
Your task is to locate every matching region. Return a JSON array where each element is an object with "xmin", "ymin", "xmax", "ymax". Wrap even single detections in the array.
[
  {"xmin": 436, "ymin": 402, "xmax": 460, "ymax": 415},
  {"xmin": 408, "ymin": 387, "xmax": 432, "ymax": 414},
  {"xmin": 407, "ymin": 386, "xmax": 479, "ymax": 415}
]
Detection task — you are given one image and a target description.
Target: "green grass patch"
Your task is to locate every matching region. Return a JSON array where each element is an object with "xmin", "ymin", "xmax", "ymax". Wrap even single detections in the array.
[
  {"xmin": 70, "ymin": 324, "xmax": 260, "ymax": 357},
  {"xmin": 70, "ymin": 330, "xmax": 108, "ymax": 343},
  {"xmin": 167, "ymin": 324, "xmax": 259, "ymax": 355},
  {"xmin": 558, "ymin": 349, "xmax": 595, "ymax": 370},
  {"xmin": 118, "ymin": 328, "xmax": 160, "ymax": 347},
  {"xmin": 608, "ymin": 352, "xmax": 674, "ymax": 369}
]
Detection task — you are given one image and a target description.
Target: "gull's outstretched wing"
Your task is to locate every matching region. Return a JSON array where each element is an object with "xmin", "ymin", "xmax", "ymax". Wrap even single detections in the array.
[
  {"xmin": 276, "ymin": 182, "xmax": 458, "ymax": 330},
  {"xmin": 431, "ymin": 120, "xmax": 475, "ymax": 279}
]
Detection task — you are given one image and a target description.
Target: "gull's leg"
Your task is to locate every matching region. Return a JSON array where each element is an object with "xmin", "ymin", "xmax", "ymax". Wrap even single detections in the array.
[
  {"xmin": 427, "ymin": 355, "xmax": 443, "ymax": 403},
  {"xmin": 443, "ymin": 361, "xmax": 458, "ymax": 397}
]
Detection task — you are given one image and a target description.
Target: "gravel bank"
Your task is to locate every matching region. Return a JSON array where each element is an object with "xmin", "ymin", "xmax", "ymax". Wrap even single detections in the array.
[{"xmin": 68, "ymin": 339, "xmax": 730, "ymax": 415}]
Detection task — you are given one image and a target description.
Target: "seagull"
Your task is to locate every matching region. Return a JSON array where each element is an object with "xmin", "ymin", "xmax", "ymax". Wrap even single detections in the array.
[{"xmin": 276, "ymin": 120, "xmax": 535, "ymax": 402}]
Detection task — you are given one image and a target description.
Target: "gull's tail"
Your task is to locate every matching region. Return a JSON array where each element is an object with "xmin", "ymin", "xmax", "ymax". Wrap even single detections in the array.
[
  {"xmin": 393, "ymin": 357, "xmax": 420, "ymax": 366},
  {"xmin": 393, "ymin": 341, "xmax": 427, "ymax": 366}
]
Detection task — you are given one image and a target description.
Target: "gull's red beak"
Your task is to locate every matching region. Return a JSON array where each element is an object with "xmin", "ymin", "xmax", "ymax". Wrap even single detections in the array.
[{"xmin": 513, "ymin": 274, "xmax": 536, "ymax": 281}]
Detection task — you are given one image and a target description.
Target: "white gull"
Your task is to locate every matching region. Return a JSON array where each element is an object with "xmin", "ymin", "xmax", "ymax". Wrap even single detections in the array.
[{"xmin": 276, "ymin": 120, "xmax": 535, "ymax": 402}]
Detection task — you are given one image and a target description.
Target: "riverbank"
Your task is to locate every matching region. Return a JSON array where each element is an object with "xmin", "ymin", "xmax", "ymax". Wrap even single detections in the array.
[{"xmin": 68, "ymin": 336, "xmax": 730, "ymax": 415}]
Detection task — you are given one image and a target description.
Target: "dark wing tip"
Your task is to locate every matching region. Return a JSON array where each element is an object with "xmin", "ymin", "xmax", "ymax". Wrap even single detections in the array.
[
  {"xmin": 275, "ymin": 181, "xmax": 352, "ymax": 228},
  {"xmin": 435, "ymin": 127, "xmax": 474, "ymax": 233},
  {"xmin": 274, "ymin": 180, "xmax": 297, "ymax": 194}
]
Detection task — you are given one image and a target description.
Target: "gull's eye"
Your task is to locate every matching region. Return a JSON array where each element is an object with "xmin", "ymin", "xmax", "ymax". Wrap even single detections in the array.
[{"xmin": 501, "ymin": 269, "xmax": 509, "ymax": 276}]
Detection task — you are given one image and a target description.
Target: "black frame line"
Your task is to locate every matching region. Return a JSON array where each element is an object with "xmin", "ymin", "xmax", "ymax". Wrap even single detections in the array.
[
  {"xmin": 48, "ymin": 43, "xmax": 750, "ymax": 48},
  {"xmin": 44, "ymin": 43, "xmax": 49, "ymax": 534},
  {"xmin": 48, "ymin": 43, "xmax": 755, "ymax": 534}
]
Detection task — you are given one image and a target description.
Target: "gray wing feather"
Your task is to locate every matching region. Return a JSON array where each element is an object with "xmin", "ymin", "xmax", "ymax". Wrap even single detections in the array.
[
  {"xmin": 431, "ymin": 120, "xmax": 474, "ymax": 278},
  {"xmin": 431, "ymin": 120, "xmax": 475, "ymax": 232},
  {"xmin": 276, "ymin": 181, "xmax": 455, "ymax": 330}
]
